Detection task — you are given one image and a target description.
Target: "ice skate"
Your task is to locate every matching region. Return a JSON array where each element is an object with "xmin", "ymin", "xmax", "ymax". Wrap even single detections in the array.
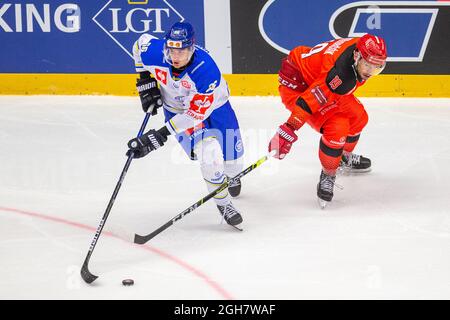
[
  {"xmin": 217, "ymin": 202, "xmax": 243, "ymax": 230},
  {"xmin": 228, "ymin": 176, "xmax": 241, "ymax": 197},
  {"xmin": 339, "ymin": 152, "xmax": 371, "ymax": 174},
  {"xmin": 317, "ymin": 170, "xmax": 337, "ymax": 209}
]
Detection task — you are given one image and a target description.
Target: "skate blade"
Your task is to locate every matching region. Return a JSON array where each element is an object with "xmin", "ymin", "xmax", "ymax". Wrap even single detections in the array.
[
  {"xmin": 230, "ymin": 223, "xmax": 243, "ymax": 231},
  {"xmin": 220, "ymin": 219, "xmax": 244, "ymax": 231},
  {"xmin": 318, "ymin": 198, "xmax": 330, "ymax": 209},
  {"xmin": 339, "ymin": 167, "xmax": 372, "ymax": 175}
]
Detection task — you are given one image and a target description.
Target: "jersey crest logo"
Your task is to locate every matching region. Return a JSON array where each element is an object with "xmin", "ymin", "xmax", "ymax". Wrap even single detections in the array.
[
  {"xmin": 329, "ymin": 75, "xmax": 343, "ymax": 90},
  {"xmin": 155, "ymin": 68, "xmax": 167, "ymax": 85}
]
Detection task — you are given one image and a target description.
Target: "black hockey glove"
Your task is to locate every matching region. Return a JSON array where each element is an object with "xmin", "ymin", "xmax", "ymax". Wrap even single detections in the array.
[
  {"xmin": 126, "ymin": 127, "xmax": 169, "ymax": 159},
  {"xmin": 136, "ymin": 76, "xmax": 163, "ymax": 115}
]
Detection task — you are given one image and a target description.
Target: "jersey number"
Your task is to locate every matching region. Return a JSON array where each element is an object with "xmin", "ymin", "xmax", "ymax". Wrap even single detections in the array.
[{"xmin": 301, "ymin": 42, "xmax": 328, "ymax": 58}]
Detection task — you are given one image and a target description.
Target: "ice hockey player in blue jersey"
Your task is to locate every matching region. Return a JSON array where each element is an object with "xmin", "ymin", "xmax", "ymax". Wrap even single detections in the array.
[{"xmin": 126, "ymin": 22, "xmax": 244, "ymax": 227}]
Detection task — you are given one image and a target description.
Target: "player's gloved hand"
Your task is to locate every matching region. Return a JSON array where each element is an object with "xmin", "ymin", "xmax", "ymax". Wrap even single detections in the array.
[
  {"xmin": 126, "ymin": 145, "xmax": 152, "ymax": 159},
  {"xmin": 126, "ymin": 128, "xmax": 168, "ymax": 159},
  {"xmin": 136, "ymin": 77, "xmax": 163, "ymax": 115},
  {"xmin": 268, "ymin": 123, "xmax": 298, "ymax": 159}
]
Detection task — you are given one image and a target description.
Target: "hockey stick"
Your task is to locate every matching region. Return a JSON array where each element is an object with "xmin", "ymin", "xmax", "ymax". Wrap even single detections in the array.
[
  {"xmin": 133, "ymin": 151, "xmax": 275, "ymax": 245},
  {"xmin": 80, "ymin": 113, "xmax": 151, "ymax": 284}
]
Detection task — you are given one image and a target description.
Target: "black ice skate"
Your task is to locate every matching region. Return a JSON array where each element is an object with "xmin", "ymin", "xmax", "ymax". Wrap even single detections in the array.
[
  {"xmin": 217, "ymin": 202, "xmax": 243, "ymax": 230},
  {"xmin": 339, "ymin": 152, "xmax": 371, "ymax": 174},
  {"xmin": 228, "ymin": 176, "xmax": 241, "ymax": 197},
  {"xmin": 317, "ymin": 170, "xmax": 337, "ymax": 209}
]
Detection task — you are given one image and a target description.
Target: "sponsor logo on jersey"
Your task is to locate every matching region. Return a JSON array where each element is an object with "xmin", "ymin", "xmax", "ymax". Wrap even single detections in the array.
[
  {"xmin": 181, "ymin": 80, "xmax": 191, "ymax": 89},
  {"xmin": 187, "ymin": 94, "xmax": 213, "ymax": 120},
  {"xmin": 329, "ymin": 138, "xmax": 345, "ymax": 146},
  {"xmin": 311, "ymin": 86, "xmax": 327, "ymax": 106},
  {"xmin": 155, "ymin": 68, "xmax": 168, "ymax": 85},
  {"xmin": 319, "ymin": 103, "xmax": 338, "ymax": 116}
]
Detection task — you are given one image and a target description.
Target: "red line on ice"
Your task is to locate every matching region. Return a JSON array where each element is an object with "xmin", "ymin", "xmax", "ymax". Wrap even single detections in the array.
[{"xmin": 0, "ymin": 206, "xmax": 233, "ymax": 300}]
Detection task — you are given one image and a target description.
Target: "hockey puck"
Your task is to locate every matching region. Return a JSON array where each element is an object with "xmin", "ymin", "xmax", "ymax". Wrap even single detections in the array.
[{"xmin": 122, "ymin": 279, "xmax": 134, "ymax": 286}]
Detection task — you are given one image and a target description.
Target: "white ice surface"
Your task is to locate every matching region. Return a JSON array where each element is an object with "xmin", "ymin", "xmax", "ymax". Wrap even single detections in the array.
[{"xmin": 0, "ymin": 96, "xmax": 449, "ymax": 299}]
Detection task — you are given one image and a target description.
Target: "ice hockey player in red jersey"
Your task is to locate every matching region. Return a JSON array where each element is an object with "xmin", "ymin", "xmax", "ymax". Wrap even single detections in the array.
[{"xmin": 268, "ymin": 34, "xmax": 387, "ymax": 208}]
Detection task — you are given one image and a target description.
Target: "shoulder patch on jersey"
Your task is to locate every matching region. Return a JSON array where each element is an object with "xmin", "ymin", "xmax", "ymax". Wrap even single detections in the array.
[{"xmin": 205, "ymin": 80, "xmax": 218, "ymax": 93}]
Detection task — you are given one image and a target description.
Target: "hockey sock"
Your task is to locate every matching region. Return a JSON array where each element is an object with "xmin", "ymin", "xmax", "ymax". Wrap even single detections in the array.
[
  {"xmin": 343, "ymin": 133, "xmax": 360, "ymax": 153},
  {"xmin": 195, "ymin": 137, "xmax": 230, "ymax": 206},
  {"xmin": 319, "ymin": 137, "xmax": 343, "ymax": 175},
  {"xmin": 224, "ymin": 157, "xmax": 244, "ymax": 178}
]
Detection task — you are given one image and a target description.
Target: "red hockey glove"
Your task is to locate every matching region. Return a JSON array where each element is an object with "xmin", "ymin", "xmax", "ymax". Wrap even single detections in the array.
[{"xmin": 268, "ymin": 123, "xmax": 298, "ymax": 159}]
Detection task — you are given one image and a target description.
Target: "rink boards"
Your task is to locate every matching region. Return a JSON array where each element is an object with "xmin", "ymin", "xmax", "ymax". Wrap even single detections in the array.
[
  {"xmin": 1, "ymin": 0, "xmax": 449, "ymax": 97},
  {"xmin": 0, "ymin": 73, "xmax": 449, "ymax": 97}
]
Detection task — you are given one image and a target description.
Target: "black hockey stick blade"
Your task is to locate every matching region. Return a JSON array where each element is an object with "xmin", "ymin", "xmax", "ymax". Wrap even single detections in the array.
[
  {"xmin": 134, "ymin": 234, "xmax": 145, "ymax": 245},
  {"xmin": 134, "ymin": 221, "xmax": 173, "ymax": 244},
  {"xmin": 80, "ymin": 260, "xmax": 98, "ymax": 284}
]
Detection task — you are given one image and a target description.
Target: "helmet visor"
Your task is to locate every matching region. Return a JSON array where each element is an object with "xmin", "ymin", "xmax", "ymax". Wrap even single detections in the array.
[
  {"xmin": 163, "ymin": 43, "xmax": 194, "ymax": 67},
  {"xmin": 359, "ymin": 57, "xmax": 386, "ymax": 77}
]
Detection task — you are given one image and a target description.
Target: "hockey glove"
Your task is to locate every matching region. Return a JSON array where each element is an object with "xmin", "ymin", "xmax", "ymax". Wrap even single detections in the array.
[
  {"xmin": 136, "ymin": 77, "xmax": 163, "ymax": 115},
  {"xmin": 127, "ymin": 128, "xmax": 168, "ymax": 159},
  {"xmin": 126, "ymin": 145, "xmax": 151, "ymax": 159},
  {"xmin": 268, "ymin": 123, "xmax": 298, "ymax": 159}
]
